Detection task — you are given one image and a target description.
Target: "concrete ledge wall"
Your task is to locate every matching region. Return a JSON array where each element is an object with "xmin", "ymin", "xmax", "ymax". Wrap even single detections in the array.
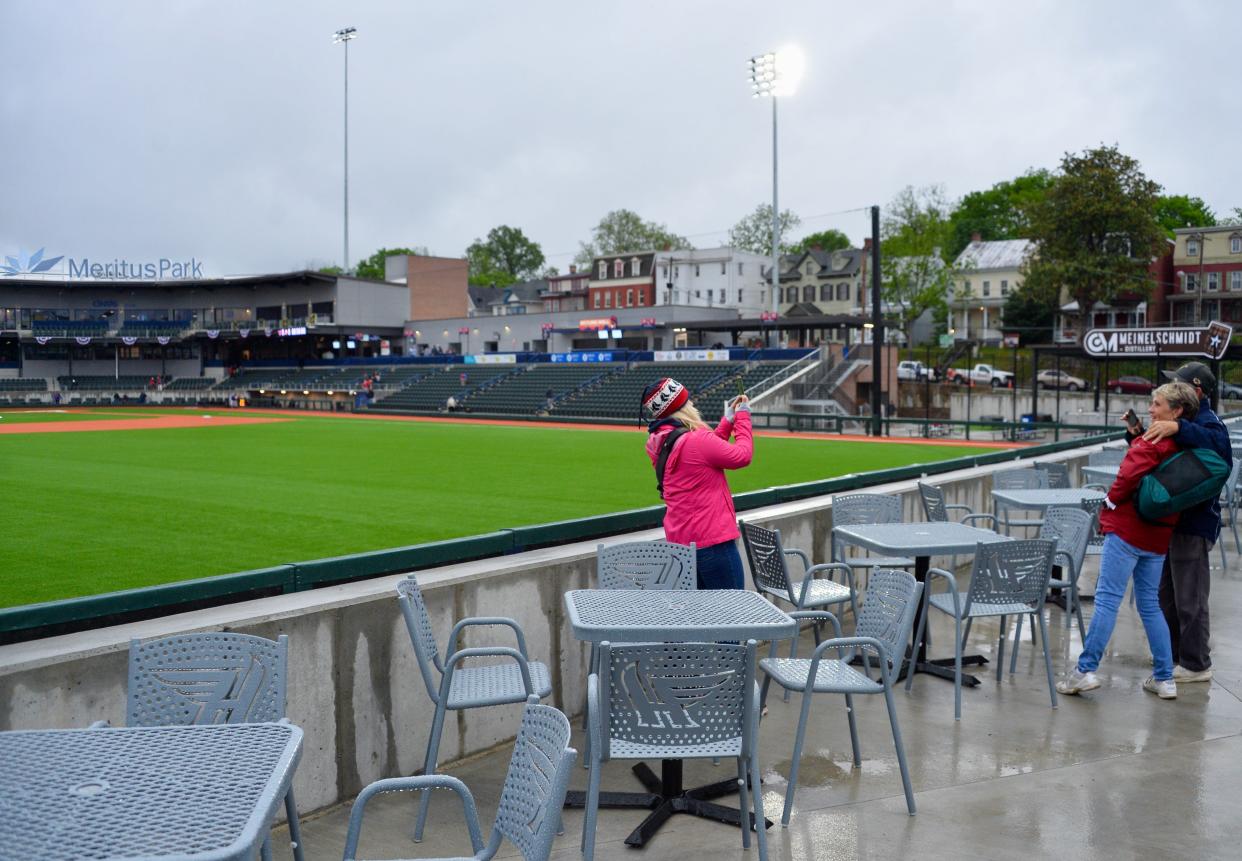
[{"xmin": 0, "ymin": 444, "xmax": 1102, "ymax": 816}]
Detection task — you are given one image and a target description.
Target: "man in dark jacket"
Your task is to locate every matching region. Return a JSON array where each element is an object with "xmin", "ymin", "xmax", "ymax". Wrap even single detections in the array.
[{"xmin": 1142, "ymin": 361, "xmax": 1230, "ymax": 684}]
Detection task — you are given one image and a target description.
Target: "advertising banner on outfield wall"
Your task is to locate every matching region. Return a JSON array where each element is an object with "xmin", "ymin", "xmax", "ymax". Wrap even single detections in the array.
[
  {"xmin": 653, "ymin": 349, "xmax": 731, "ymax": 362},
  {"xmin": 549, "ymin": 351, "xmax": 615, "ymax": 363},
  {"xmin": 465, "ymin": 353, "xmax": 517, "ymax": 364}
]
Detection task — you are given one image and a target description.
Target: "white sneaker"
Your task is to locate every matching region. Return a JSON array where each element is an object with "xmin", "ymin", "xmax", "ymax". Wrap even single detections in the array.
[
  {"xmin": 1056, "ymin": 670, "xmax": 1100, "ymax": 695},
  {"xmin": 1143, "ymin": 676, "xmax": 1177, "ymax": 699},
  {"xmin": 1173, "ymin": 665, "xmax": 1213, "ymax": 684}
]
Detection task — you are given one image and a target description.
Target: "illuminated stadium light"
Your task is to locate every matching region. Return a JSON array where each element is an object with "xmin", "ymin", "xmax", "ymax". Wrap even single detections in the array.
[
  {"xmin": 280, "ymin": 389, "xmax": 287, "ymax": 395},
  {"xmin": 327, "ymin": 390, "xmax": 334, "ymax": 395},
  {"xmin": 302, "ymin": 390, "xmax": 310, "ymax": 395}
]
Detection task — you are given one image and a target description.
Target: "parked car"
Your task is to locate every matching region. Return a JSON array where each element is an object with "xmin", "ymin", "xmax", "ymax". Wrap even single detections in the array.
[
  {"xmin": 1037, "ymin": 369, "xmax": 1087, "ymax": 391},
  {"xmin": 948, "ymin": 364, "xmax": 1014, "ymax": 387},
  {"xmin": 897, "ymin": 360, "xmax": 937, "ymax": 382},
  {"xmin": 1107, "ymin": 375, "xmax": 1154, "ymax": 395},
  {"xmin": 1220, "ymin": 381, "xmax": 1242, "ymax": 400}
]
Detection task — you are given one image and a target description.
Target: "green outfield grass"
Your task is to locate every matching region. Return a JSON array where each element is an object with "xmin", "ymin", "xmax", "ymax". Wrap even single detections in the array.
[{"xmin": 0, "ymin": 412, "xmax": 1001, "ymax": 607}]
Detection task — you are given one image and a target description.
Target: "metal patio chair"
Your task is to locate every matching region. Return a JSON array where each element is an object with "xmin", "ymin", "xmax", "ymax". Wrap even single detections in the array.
[
  {"xmin": 122, "ymin": 632, "xmax": 305, "ymax": 861},
  {"xmin": 397, "ymin": 576, "xmax": 553, "ymax": 842},
  {"xmin": 1219, "ymin": 458, "xmax": 1242, "ymax": 557},
  {"xmin": 1087, "ymin": 449, "xmax": 1125, "ymax": 467},
  {"xmin": 758, "ymin": 569, "xmax": 922, "ymax": 821},
  {"xmin": 917, "ymin": 481, "xmax": 998, "ymax": 571},
  {"xmin": 907, "ymin": 539, "xmax": 1059, "ymax": 720},
  {"xmin": 1003, "ymin": 508, "xmax": 1092, "ymax": 657},
  {"xmin": 1035, "ymin": 461, "xmax": 1071, "ymax": 489},
  {"xmin": 342, "ymin": 697, "xmax": 576, "ymax": 861},
  {"xmin": 830, "ymin": 494, "xmax": 914, "ymax": 591},
  {"xmin": 582, "ymin": 640, "xmax": 767, "ymax": 861},
  {"xmin": 993, "ymin": 467, "xmax": 1048, "ymax": 535}
]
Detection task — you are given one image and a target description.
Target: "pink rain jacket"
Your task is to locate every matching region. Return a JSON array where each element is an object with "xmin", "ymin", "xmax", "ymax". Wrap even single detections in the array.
[{"xmin": 645, "ymin": 411, "xmax": 753, "ymax": 548}]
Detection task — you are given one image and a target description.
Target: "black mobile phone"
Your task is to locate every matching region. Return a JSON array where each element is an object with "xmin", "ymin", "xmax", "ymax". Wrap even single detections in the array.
[{"xmin": 1123, "ymin": 408, "xmax": 1140, "ymax": 429}]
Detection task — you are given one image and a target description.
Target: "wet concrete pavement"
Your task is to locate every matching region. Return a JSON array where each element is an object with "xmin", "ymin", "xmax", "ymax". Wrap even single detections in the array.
[{"xmin": 286, "ymin": 553, "xmax": 1242, "ymax": 860}]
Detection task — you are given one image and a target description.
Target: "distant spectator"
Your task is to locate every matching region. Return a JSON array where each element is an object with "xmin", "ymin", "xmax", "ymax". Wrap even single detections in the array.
[
  {"xmin": 52, "ymin": 391, "xmax": 61, "ymax": 406},
  {"xmin": 446, "ymin": 395, "xmax": 458, "ymax": 411},
  {"xmin": 460, "ymin": 371, "xmax": 468, "ymax": 386},
  {"xmin": 545, "ymin": 388, "xmax": 555, "ymax": 410}
]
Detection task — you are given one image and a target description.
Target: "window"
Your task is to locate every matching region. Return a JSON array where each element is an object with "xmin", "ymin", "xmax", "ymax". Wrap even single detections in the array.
[
  {"xmin": 738, "ymin": 289, "xmax": 744, "ymax": 303},
  {"xmin": 737, "ymin": 262, "xmax": 744, "ymax": 275},
  {"xmin": 1000, "ymin": 279, "xmax": 1009, "ymax": 296},
  {"xmin": 660, "ymin": 265, "xmax": 667, "ymax": 277},
  {"xmin": 674, "ymin": 266, "xmax": 680, "ymax": 279},
  {"xmin": 786, "ymin": 286, "xmax": 798, "ymax": 303},
  {"xmin": 604, "ymin": 292, "xmax": 612, "ymax": 308},
  {"xmin": 613, "ymin": 259, "xmax": 624, "ymax": 277},
  {"xmin": 598, "ymin": 261, "xmax": 607, "ymax": 279},
  {"xmin": 630, "ymin": 258, "xmax": 641, "ymax": 276},
  {"xmin": 626, "ymin": 289, "xmax": 634, "ymax": 306},
  {"xmin": 803, "ymin": 285, "xmax": 814, "ymax": 302},
  {"xmin": 1208, "ymin": 272, "xmax": 1220, "ymax": 292},
  {"xmin": 694, "ymin": 264, "xmax": 700, "ymax": 277},
  {"xmin": 805, "ymin": 262, "xmax": 815, "ymax": 275},
  {"xmin": 1185, "ymin": 273, "xmax": 1198, "ymax": 292},
  {"xmin": 664, "ymin": 290, "xmax": 672, "ymax": 303},
  {"xmin": 720, "ymin": 262, "xmax": 727, "ymax": 275},
  {"xmin": 594, "ymin": 292, "xmax": 602, "ymax": 308},
  {"xmin": 719, "ymin": 289, "xmax": 725, "ymax": 303},
  {"xmin": 694, "ymin": 290, "xmax": 701, "ymax": 299},
  {"xmin": 963, "ymin": 279, "xmax": 971, "ymax": 296},
  {"xmin": 820, "ymin": 285, "xmax": 832, "ymax": 301},
  {"xmin": 837, "ymin": 283, "xmax": 849, "ymax": 301},
  {"xmin": 1187, "ymin": 239, "xmax": 1200, "ymax": 256},
  {"xmin": 1232, "ymin": 236, "xmax": 1242, "ymax": 254},
  {"xmin": 1231, "ymin": 272, "xmax": 1242, "ymax": 292},
  {"xmin": 982, "ymin": 280, "xmax": 991, "ymax": 297}
]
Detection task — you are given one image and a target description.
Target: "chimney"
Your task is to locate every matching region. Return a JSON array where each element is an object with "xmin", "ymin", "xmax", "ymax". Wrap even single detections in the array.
[
  {"xmin": 569, "ymin": 264, "xmax": 577, "ymax": 274},
  {"xmin": 862, "ymin": 238, "xmax": 873, "ymax": 251},
  {"xmin": 971, "ymin": 232, "xmax": 982, "ymax": 243},
  {"xmin": 810, "ymin": 244, "xmax": 822, "ymax": 252}
]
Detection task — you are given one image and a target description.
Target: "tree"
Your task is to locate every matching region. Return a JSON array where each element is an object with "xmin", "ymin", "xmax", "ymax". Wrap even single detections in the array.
[
  {"xmin": 1154, "ymin": 194, "xmax": 1216, "ymax": 236},
  {"xmin": 1023, "ymin": 145, "xmax": 1166, "ymax": 339},
  {"xmin": 1221, "ymin": 207, "xmax": 1242, "ymax": 227},
  {"xmin": 1001, "ymin": 281, "xmax": 1058, "ymax": 344},
  {"xmin": 947, "ymin": 170, "xmax": 1054, "ymax": 258},
  {"xmin": 788, "ymin": 228, "xmax": 852, "ymax": 254},
  {"xmin": 879, "ymin": 186, "xmax": 957, "ymax": 345},
  {"xmin": 466, "ymin": 225, "xmax": 546, "ymax": 287},
  {"xmin": 353, "ymin": 247, "xmax": 429, "ymax": 281},
  {"xmin": 727, "ymin": 203, "xmax": 801, "ymax": 255},
  {"xmin": 575, "ymin": 209, "xmax": 690, "ymax": 268}
]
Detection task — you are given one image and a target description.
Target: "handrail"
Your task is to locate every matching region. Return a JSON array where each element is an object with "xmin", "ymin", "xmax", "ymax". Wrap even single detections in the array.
[{"xmin": 746, "ymin": 346, "xmax": 826, "ymax": 403}]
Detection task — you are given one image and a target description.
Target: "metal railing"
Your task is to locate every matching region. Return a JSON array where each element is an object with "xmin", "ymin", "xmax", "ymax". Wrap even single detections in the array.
[{"xmin": 746, "ymin": 346, "xmax": 826, "ymax": 402}]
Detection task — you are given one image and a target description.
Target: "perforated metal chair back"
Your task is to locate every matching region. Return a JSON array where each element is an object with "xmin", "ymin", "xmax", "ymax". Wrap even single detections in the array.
[
  {"xmin": 598, "ymin": 640, "xmax": 755, "ymax": 760},
  {"xmin": 832, "ymin": 493, "xmax": 904, "ymax": 527},
  {"xmin": 396, "ymin": 577, "xmax": 445, "ymax": 701},
  {"xmin": 854, "ymin": 569, "xmax": 922, "ymax": 664},
  {"xmin": 596, "ymin": 541, "xmax": 696, "ymax": 591},
  {"xmin": 965, "ymin": 539, "xmax": 1056, "ymax": 611},
  {"xmin": 127, "ymin": 632, "xmax": 287, "ymax": 726},
  {"xmin": 993, "ymin": 467, "xmax": 1046, "ymax": 490},
  {"xmin": 1224, "ymin": 458, "xmax": 1242, "ymax": 503},
  {"xmin": 494, "ymin": 701, "xmax": 576, "ymax": 861},
  {"xmin": 918, "ymin": 482, "xmax": 949, "ymax": 522},
  {"xmin": 1036, "ymin": 462, "xmax": 1071, "ymax": 489},
  {"xmin": 1088, "ymin": 449, "xmax": 1125, "ymax": 466},
  {"xmin": 1039, "ymin": 507, "xmax": 1092, "ymax": 573},
  {"xmin": 739, "ymin": 521, "xmax": 793, "ymax": 602}
]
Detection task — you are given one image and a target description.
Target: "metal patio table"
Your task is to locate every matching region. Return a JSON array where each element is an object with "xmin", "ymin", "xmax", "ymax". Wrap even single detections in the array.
[
  {"xmin": 0, "ymin": 722, "xmax": 303, "ymax": 861},
  {"xmin": 1081, "ymin": 464, "xmax": 1120, "ymax": 485},
  {"xmin": 563, "ymin": 589, "xmax": 796, "ymax": 848},
  {"xmin": 991, "ymin": 487, "xmax": 1106, "ymax": 514},
  {"xmin": 832, "ymin": 522, "xmax": 1012, "ymax": 687}
]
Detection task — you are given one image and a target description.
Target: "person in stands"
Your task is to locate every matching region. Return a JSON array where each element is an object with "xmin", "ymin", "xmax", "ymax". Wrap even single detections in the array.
[
  {"xmin": 1058, "ymin": 381, "xmax": 1200, "ymax": 701},
  {"xmin": 642, "ymin": 378, "xmax": 752, "ymax": 589}
]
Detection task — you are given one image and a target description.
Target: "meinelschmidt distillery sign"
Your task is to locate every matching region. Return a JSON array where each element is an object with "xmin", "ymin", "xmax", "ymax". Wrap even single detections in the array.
[{"xmin": 1083, "ymin": 321, "xmax": 1232, "ymax": 360}]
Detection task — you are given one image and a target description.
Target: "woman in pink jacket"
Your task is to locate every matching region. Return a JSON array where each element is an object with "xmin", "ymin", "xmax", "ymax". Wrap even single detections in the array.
[{"xmin": 642, "ymin": 377, "xmax": 753, "ymax": 589}]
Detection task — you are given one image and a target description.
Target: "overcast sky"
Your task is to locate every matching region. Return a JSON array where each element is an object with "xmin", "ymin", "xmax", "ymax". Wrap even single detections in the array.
[{"xmin": 3, "ymin": 0, "xmax": 1240, "ymax": 277}]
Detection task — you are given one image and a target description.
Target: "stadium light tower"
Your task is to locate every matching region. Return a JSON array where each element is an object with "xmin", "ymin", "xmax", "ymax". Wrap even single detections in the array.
[
  {"xmin": 333, "ymin": 26, "xmax": 358, "ymax": 272},
  {"xmin": 748, "ymin": 46, "xmax": 805, "ymax": 346}
]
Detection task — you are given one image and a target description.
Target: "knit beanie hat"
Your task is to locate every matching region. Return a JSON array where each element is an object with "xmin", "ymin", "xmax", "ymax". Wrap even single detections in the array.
[{"xmin": 640, "ymin": 378, "xmax": 689, "ymax": 422}]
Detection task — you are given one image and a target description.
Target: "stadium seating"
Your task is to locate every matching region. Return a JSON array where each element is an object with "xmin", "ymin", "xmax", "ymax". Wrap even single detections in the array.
[
  {"xmin": 461, "ymin": 364, "xmax": 623, "ymax": 415},
  {"xmin": 163, "ymin": 377, "xmax": 214, "ymax": 390},
  {"xmin": 57, "ymin": 375, "xmax": 150, "ymax": 391},
  {"xmin": 0, "ymin": 378, "xmax": 48, "ymax": 391},
  {"xmin": 552, "ymin": 362, "xmax": 736, "ymax": 421},
  {"xmin": 117, "ymin": 320, "xmax": 191, "ymax": 338},
  {"xmin": 369, "ymin": 365, "xmax": 519, "ymax": 412},
  {"xmin": 31, "ymin": 320, "xmax": 109, "ymax": 337}
]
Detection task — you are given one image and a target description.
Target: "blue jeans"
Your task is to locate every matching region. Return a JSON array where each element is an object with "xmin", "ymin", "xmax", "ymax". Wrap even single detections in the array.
[
  {"xmin": 696, "ymin": 540, "xmax": 745, "ymax": 590},
  {"xmin": 1077, "ymin": 533, "xmax": 1174, "ymax": 680}
]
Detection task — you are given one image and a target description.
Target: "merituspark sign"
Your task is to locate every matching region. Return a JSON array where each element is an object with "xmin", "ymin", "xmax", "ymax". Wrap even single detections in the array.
[{"xmin": 67, "ymin": 257, "xmax": 204, "ymax": 279}]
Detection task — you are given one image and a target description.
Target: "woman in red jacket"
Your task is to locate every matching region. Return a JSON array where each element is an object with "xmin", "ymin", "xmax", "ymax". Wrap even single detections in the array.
[
  {"xmin": 642, "ymin": 377, "xmax": 752, "ymax": 589},
  {"xmin": 1058, "ymin": 381, "xmax": 1200, "ymax": 700}
]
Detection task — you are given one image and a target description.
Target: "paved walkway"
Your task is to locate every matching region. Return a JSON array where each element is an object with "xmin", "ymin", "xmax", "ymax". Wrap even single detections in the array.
[{"xmin": 286, "ymin": 550, "xmax": 1242, "ymax": 861}]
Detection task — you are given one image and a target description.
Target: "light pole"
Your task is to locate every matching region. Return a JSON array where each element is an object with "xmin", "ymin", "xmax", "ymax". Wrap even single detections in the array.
[
  {"xmin": 1190, "ymin": 231, "xmax": 1210, "ymax": 324},
  {"xmin": 333, "ymin": 26, "xmax": 357, "ymax": 273},
  {"xmin": 748, "ymin": 47, "xmax": 804, "ymax": 348}
]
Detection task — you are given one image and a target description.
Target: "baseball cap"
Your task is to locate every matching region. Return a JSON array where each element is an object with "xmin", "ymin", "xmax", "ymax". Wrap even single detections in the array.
[{"xmin": 1161, "ymin": 361, "xmax": 1215, "ymax": 395}]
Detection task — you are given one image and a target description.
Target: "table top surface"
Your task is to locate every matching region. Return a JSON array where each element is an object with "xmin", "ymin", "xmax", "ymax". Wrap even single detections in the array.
[
  {"xmin": 991, "ymin": 488, "xmax": 1106, "ymax": 508},
  {"xmin": 0, "ymin": 722, "xmax": 302, "ymax": 861},
  {"xmin": 564, "ymin": 589, "xmax": 797, "ymax": 643},
  {"xmin": 1081, "ymin": 464, "xmax": 1121, "ymax": 477},
  {"xmin": 833, "ymin": 521, "xmax": 1012, "ymax": 556}
]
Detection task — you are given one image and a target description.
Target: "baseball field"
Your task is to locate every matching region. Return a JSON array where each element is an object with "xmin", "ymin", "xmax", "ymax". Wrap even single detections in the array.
[{"xmin": 0, "ymin": 408, "xmax": 1008, "ymax": 608}]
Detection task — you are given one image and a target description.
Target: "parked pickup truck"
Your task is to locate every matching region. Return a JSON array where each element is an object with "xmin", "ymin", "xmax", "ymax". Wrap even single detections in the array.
[
  {"xmin": 947, "ymin": 363, "xmax": 1015, "ymax": 387},
  {"xmin": 897, "ymin": 360, "xmax": 937, "ymax": 382}
]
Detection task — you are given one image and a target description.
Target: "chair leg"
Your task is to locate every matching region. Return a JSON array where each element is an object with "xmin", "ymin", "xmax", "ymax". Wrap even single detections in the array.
[
  {"xmin": 1072, "ymin": 583, "xmax": 1086, "ymax": 641},
  {"xmin": 1219, "ymin": 537, "xmax": 1228, "ymax": 570},
  {"xmin": 736, "ymin": 758, "xmax": 751, "ymax": 849},
  {"xmin": 283, "ymin": 787, "xmax": 305, "ymax": 861},
  {"xmin": 760, "ymin": 674, "xmax": 774, "ymax": 713},
  {"xmin": 844, "ymin": 693, "xmax": 861, "ymax": 768},
  {"xmin": 1009, "ymin": 615, "xmax": 1023, "ymax": 676},
  {"xmin": 1232, "ymin": 506, "xmax": 1241, "ymax": 553},
  {"xmin": 261, "ymin": 835, "xmax": 273, "ymax": 861},
  {"xmin": 953, "ymin": 615, "xmax": 963, "ymax": 721},
  {"xmin": 750, "ymin": 750, "xmax": 770, "ymax": 861},
  {"xmin": 1036, "ymin": 610, "xmax": 1058, "ymax": 709},
  {"xmin": 995, "ymin": 616, "xmax": 1008, "ymax": 683},
  {"xmin": 906, "ymin": 597, "xmax": 930, "ymax": 694},
  {"xmin": 959, "ymin": 618, "xmax": 973, "ymax": 653},
  {"xmin": 415, "ymin": 701, "xmax": 449, "ymax": 842},
  {"xmin": 783, "ymin": 686, "xmax": 816, "ymax": 825},
  {"xmin": 883, "ymin": 683, "xmax": 916, "ymax": 815},
  {"xmin": 582, "ymin": 753, "xmax": 603, "ymax": 861}
]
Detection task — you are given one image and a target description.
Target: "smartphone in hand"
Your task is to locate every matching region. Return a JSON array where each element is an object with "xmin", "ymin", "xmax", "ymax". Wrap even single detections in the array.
[{"xmin": 1123, "ymin": 408, "xmax": 1142, "ymax": 432}]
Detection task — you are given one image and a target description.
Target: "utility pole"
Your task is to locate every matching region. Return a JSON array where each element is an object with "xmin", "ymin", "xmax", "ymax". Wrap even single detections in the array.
[
  {"xmin": 333, "ymin": 27, "xmax": 357, "ymax": 272},
  {"xmin": 870, "ymin": 205, "xmax": 883, "ymax": 436},
  {"xmin": 1192, "ymin": 232, "xmax": 1209, "ymax": 324}
]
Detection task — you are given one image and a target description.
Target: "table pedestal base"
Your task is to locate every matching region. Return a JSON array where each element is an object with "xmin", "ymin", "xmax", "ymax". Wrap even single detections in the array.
[{"xmin": 563, "ymin": 760, "xmax": 771, "ymax": 847}]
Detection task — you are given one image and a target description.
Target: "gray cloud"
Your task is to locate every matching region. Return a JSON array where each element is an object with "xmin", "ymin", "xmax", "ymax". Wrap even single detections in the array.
[{"xmin": 2, "ymin": 0, "xmax": 1238, "ymax": 276}]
